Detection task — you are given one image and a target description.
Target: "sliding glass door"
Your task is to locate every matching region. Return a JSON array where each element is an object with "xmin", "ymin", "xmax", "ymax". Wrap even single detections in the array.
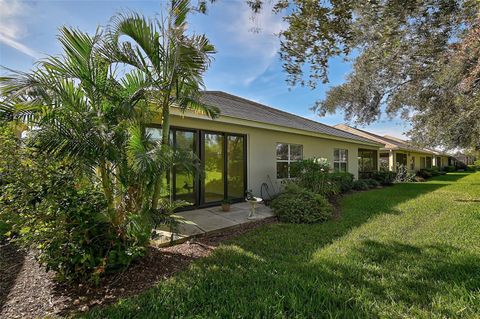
[
  {"xmin": 173, "ymin": 129, "xmax": 196, "ymax": 205},
  {"xmin": 227, "ymin": 135, "xmax": 246, "ymax": 199},
  {"xmin": 203, "ymin": 133, "xmax": 225, "ymax": 203},
  {"xmin": 147, "ymin": 126, "xmax": 246, "ymax": 208},
  {"xmin": 201, "ymin": 132, "xmax": 246, "ymax": 205}
]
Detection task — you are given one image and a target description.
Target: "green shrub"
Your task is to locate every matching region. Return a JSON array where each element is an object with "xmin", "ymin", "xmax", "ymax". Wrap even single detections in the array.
[
  {"xmin": 271, "ymin": 184, "xmax": 333, "ymax": 224},
  {"xmin": 329, "ymin": 172, "xmax": 355, "ymax": 193},
  {"xmin": 417, "ymin": 169, "xmax": 433, "ymax": 179},
  {"xmin": 394, "ymin": 164, "xmax": 416, "ymax": 182},
  {"xmin": 364, "ymin": 178, "xmax": 380, "ymax": 188},
  {"xmin": 466, "ymin": 165, "xmax": 477, "ymax": 172},
  {"xmin": 371, "ymin": 171, "xmax": 396, "ymax": 186},
  {"xmin": 444, "ymin": 165, "xmax": 456, "ymax": 172},
  {"xmin": 1, "ymin": 161, "xmax": 149, "ymax": 283},
  {"xmin": 290, "ymin": 159, "xmax": 340, "ymax": 198},
  {"xmin": 474, "ymin": 159, "xmax": 480, "ymax": 169},
  {"xmin": 352, "ymin": 180, "xmax": 370, "ymax": 191},
  {"xmin": 0, "ymin": 127, "xmax": 150, "ymax": 283},
  {"xmin": 418, "ymin": 167, "xmax": 443, "ymax": 179}
]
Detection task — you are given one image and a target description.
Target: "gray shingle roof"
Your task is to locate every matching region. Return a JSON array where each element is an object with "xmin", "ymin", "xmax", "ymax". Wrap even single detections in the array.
[
  {"xmin": 200, "ymin": 91, "xmax": 380, "ymax": 146},
  {"xmin": 334, "ymin": 124, "xmax": 440, "ymax": 155}
]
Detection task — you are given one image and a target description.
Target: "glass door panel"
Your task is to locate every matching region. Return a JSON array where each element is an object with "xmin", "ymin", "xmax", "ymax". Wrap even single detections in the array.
[
  {"xmin": 173, "ymin": 130, "xmax": 196, "ymax": 205},
  {"xmin": 227, "ymin": 135, "xmax": 245, "ymax": 200},
  {"xmin": 146, "ymin": 127, "xmax": 172, "ymax": 198},
  {"xmin": 203, "ymin": 133, "xmax": 225, "ymax": 203}
]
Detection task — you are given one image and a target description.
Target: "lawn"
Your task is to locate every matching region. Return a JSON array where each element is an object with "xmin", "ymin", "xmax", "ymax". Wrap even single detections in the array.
[{"xmin": 82, "ymin": 172, "xmax": 480, "ymax": 319}]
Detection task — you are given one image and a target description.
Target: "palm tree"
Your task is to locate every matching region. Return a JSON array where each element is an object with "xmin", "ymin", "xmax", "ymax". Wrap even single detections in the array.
[
  {"xmin": 102, "ymin": 0, "xmax": 219, "ymax": 209},
  {"xmin": 0, "ymin": 26, "xmax": 185, "ymax": 235}
]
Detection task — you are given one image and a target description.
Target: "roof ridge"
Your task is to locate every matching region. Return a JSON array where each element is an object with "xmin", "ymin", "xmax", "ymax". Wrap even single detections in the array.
[{"xmin": 334, "ymin": 124, "xmax": 396, "ymax": 144}]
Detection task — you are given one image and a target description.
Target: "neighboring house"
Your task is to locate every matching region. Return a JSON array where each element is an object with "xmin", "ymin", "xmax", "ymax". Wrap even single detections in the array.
[
  {"xmin": 334, "ymin": 124, "xmax": 445, "ymax": 175},
  {"xmin": 148, "ymin": 91, "xmax": 382, "ymax": 208},
  {"xmin": 454, "ymin": 153, "xmax": 477, "ymax": 166},
  {"xmin": 430, "ymin": 150, "xmax": 452, "ymax": 168}
]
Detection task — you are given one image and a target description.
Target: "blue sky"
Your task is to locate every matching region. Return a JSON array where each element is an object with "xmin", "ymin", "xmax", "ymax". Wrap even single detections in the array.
[{"xmin": 0, "ymin": 0, "xmax": 409, "ymax": 138}]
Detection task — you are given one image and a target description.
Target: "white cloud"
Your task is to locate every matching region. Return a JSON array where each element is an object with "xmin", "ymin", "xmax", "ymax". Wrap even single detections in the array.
[
  {"xmin": 221, "ymin": 2, "xmax": 286, "ymax": 86},
  {"xmin": 0, "ymin": 0, "xmax": 40, "ymax": 58},
  {"xmin": 199, "ymin": 1, "xmax": 285, "ymax": 88}
]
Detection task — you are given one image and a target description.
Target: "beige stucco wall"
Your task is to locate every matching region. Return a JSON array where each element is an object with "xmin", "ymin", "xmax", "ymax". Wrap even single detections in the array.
[
  {"xmin": 165, "ymin": 114, "xmax": 380, "ymax": 196},
  {"xmin": 385, "ymin": 150, "xmax": 435, "ymax": 172},
  {"xmin": 434, "ymin": 156, "xmax": 449, "ymax": 168}
]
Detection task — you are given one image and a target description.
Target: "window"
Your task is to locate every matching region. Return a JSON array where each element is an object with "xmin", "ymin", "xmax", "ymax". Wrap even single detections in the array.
[
  {"xmin": 358, "ymin": 149, "xmax": 378, "ymax": 172},
  {"xmin": 396, "ymin": 153, "xmax": 407, "ymax": 167},
  {"xmin": 276, "ymin": 143, "xmax": 303, "ymax": 178},
  {"xmin": 426, "ymin": 156, "xmax": 432, "ymax": 168},
  {"xmin": 436, "ymin": 157, "xmax": 442, "ymax": 167},
  {"xmin": 420, "ymin": 157, "xmax": 426, "ymax": 169},
  {"xmin": 410, "ymin": 156, "xmax": 415, "ymax": 170},
  {"xmin": 334, "ymin": 149, "xmax": 348, "ymax": 172},
  {"xmin": 379, "ymin": 153, "xmax": 390, "ymax": 170}
]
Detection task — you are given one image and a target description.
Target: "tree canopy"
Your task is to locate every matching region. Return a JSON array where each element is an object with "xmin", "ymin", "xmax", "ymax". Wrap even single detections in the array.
[{"xmin": 239, "ymin": 0, "xmax": 480, "ymax": 150}]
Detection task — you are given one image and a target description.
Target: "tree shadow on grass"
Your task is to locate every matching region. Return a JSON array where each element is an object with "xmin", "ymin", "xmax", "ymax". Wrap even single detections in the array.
[
  {"xmin": 234, "ymin": 181, "xmax": 449, "ymax": 264},
  {"xmin": 304, "ymin": 240, "xmax": 480, "ymax": 317},
  {"xmin": 81, "ymin": 173, "xmax": 477, "ymax": 318}
]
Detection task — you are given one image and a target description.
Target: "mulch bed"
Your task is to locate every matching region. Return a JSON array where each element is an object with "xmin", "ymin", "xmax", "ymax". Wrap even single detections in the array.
[{"xmin": 0, "ymin": 217, "xmax": 276, "ymax": 319}]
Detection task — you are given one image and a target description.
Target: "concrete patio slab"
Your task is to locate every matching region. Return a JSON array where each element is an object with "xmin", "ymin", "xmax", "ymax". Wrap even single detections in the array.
[{"xmin": 152, "ymin": 202, "xmax": 274, "ymax": 247}]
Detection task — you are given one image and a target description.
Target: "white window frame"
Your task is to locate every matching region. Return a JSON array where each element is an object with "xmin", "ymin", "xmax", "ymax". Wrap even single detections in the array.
[
  {"xmin": 276, "ymin": 143, "xmax": 303, "ymax": 179},
  {"xmin": 334, "ymin": 148, "xmax": 348, "ymax": 172}
]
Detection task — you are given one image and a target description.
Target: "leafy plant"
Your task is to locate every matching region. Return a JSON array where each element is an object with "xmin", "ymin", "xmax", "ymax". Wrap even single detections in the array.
[
  {"xmin": 363, "ymin": 178, "xmax": 380, "ymax": 188},
  {"xmin": 352, "ymin": 180, "xmax": 369, "ymax": 191},
  {"xmin": 271, "ymin": 184, "xmax": 332, "ymax": 224},
  {"xmin": 329, "ymin": 172, "xmax": 354, "ymax": 193},
  {"xmin": 0, "ymin": 0, "xmax": 215, "ymax": 283},
  {"xmin": 0, "ymin": 130, "xmax": 148, "ymax": 282},
  {"xmin": 222, "ymin": 198, "xmax": 232, "ymax": 205},
  {"xmin": 371, "ymin": 171, "xmax": 396, "ymax": 186},
  {"xmin": 417, "ymin": 167, "xmax": 444, "ymax": 179},
  {"xmin": 444, "ymin": 165, "xmax": 456, "ymax": 172},
  {"xmin": 290, "ymin": 158, "xmax": 340, "ymax": 198},
  {"xmin": 394, "ymin": 164, "xmax": 415, "ymax": 183}
]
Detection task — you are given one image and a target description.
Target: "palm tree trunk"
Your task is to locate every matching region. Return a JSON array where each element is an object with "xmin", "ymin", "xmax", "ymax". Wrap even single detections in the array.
[
  {"xmin": 99, "ymin": 159, "xmax": 115, "ymax": 213},
  {"xmin": 151, "ymin": 101, "xmax": 171, "ymax": 210}
]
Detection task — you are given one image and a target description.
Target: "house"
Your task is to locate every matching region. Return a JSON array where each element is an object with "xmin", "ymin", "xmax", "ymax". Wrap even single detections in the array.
[
  {"xmin": 454, "ymin": 153, "xmax": 477, "ymax": 166},
  {"xmin": 333, "ymin": 124, "xmax": 446, "ymax": 175},
  {"xmin": 147, "ymin": 91, "xmax": 382, "ymax": 208}
]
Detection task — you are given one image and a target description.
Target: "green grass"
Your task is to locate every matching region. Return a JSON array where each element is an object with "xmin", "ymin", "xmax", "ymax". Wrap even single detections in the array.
[{"xmin": 82, "ymin": 172, "xmax": 480, "ymax": 319}]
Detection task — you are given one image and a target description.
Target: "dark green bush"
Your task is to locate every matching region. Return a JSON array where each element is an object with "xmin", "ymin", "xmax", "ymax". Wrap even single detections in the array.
[
  {"xmin": 417, "ymin": 169, "xmax": 433, "ymax": 179},
  {"xmin": 352, "ymin": 180, "xmax": 370, "ymax": 191},
  {"xmin": 371, "ymin": 171, "xmax": 396, "ymax": 186},
  {"xmin": 0, "ymin": 126, "xmax": 149, "ymax": 283},
  {"xmin": 329, "ymin": 172, "xmax": 355, "ymax": 192},
  {"xmin": 364, "ymin": 178, "xmax": 381, "ymax": 188},
  {"xmin": 444, "ymin": 165, "xmax": 456, "ymax": 172},
  {"xmin": 271, "ymin": 184, "xmax": 333, "ymax": 224},
  {"xmin": 1, "ymin": 162, "xmax": 149, "ymax": 283},
  {"xmin": 290, "ymin": 159, "xmax": 340, "ymax": 198},
  {"xmin": 475, "ymin": 160, "xmax": 480, "ymax": 169},
  {"xmin": 418, "ymin": 167, "xmax": 442, "ymax": 179},
  {"xmin": 466, "ymin": 165, "xmax": 477, "ymax": 172}
]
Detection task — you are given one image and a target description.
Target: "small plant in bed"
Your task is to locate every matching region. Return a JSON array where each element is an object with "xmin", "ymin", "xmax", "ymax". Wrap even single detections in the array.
[
  {"xmin": 221, "ymin": 198, "xmax": 232, "ymax": 212},
  {"xmin": 270, "ymin": 184, "xmax": 333, "ymax": 224}
]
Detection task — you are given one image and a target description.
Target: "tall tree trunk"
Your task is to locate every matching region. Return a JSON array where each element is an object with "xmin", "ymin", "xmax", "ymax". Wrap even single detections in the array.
[
  {"xmin": 99, "ymin": 159, "xmax": 115, "ymax": 214},
  {"xmin": 151, "ymin": 99, "xmax": 171, "ymax": 210}
]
